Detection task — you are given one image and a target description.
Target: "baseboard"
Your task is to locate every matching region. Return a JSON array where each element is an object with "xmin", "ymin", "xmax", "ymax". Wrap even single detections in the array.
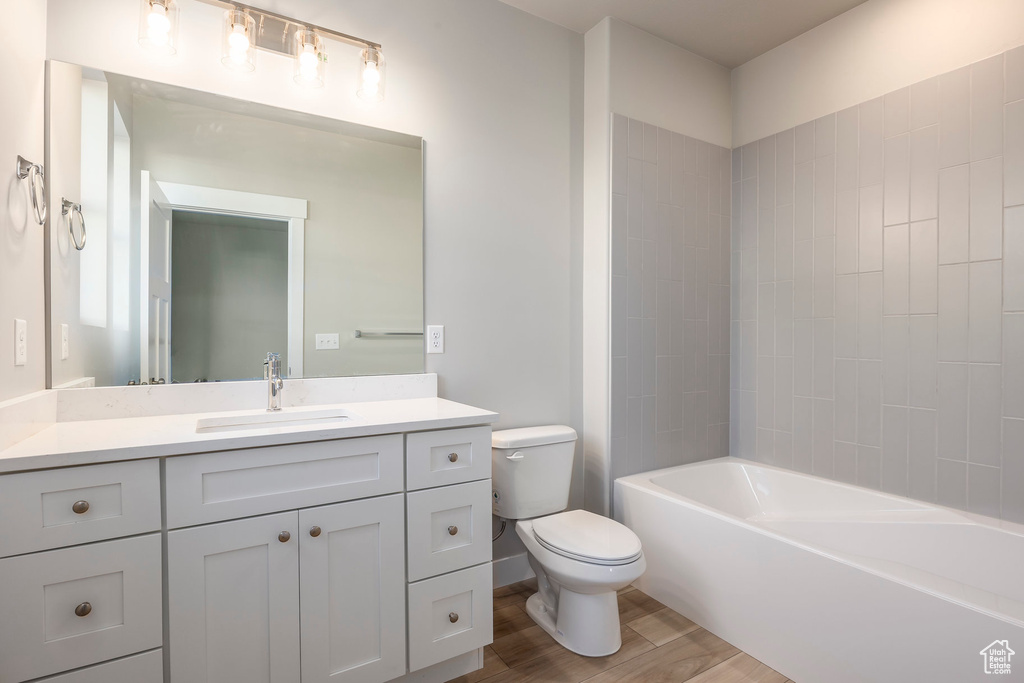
[
  {"xmin": 386, "ymin": 649, "xmax": 482, "ymax": 683},
  {"xmin": 493, "ymin": 552, "xmax": 534, "ymax": 588}
]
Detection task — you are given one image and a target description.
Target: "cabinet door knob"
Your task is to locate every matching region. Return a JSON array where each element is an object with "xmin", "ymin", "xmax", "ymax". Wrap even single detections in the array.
[
  {"xmin": 75, "ymin": 602, "xmax": 92, "ymax": 617},
  {"xmin": 448, "ymin": 525, "xmax": 458, "ymax": 536},
  {"xmin": 278, "ymin": 531, "xmax": 291, "ymax": 543},
  {"xmin": 448, "ymin": 452, "xmax": 459, "ymax": 463},
  {"xmin": 309, "ymin": 526, "xmax": 322, "ymax": 538},
  {"xmin": 72, "ymin": 500, "xmax": 90, "ymax": 515},
  {"xmin": 448, "ymin": 611, "xmax": 459, "ymax": 623}
]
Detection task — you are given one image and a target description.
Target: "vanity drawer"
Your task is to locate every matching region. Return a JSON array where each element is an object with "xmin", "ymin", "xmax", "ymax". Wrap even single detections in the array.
[
  {"xmin": 165, "ymin": 434, "xmax": 404, "ymax": 528},
  {"xmin": 0, "ymin": 460, "xmax": 161, "ymax": 558},
  {"xmin": 34, "ymin": 650, "xmax": 163, "ymax": 683},
  {"xmin": 408, "ymin": 562, "xmax": 493, "ymax": 671},
  {"xmin": 407, "ymin": 480, "xmax": 492, "ymax": 581},
  {"xmin": 406, "ymin": 426, "xmax": 491, "ymax": 490},
  {"xmin": 0, "ymin": 534, "xmax": 163, "ymax": 683}
]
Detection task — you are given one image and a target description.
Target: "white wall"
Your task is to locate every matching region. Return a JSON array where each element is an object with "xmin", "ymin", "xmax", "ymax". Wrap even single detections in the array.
[
  {"xmin": 0, "ymin": 0, "xmax": 46, "ymax": 403},
  {"xmin": 608, "ymin": 18, "xmax": 732, "ymax": 149},
  {"xmin": 582, "ymin": 18, "xmax": 612, "ymax": 514},
  {"xmin": 732, "ymin": 0, "xmax": 1024, "ymax": 146}
]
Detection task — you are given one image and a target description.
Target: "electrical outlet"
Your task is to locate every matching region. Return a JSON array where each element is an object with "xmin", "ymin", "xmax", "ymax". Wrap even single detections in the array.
[
  {"xmin": 14, "ymin": 319, "xmax": 26, "ymax": 366},
  {"xmin": 61, "ymin": 324, "xmax": 70, "ymax": 360},
  {"xmin": 315, "ymin": 333, "xmax": 340, "ymax": 350},
  {"xmin": 426, "ymin": 325, "xmax": 444, "ymax": 354}
]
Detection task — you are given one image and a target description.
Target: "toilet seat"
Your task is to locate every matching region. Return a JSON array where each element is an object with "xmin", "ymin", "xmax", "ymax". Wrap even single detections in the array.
[{"xmin": 532, "ymin": 510, "xmax": 642, "ymax": 566}]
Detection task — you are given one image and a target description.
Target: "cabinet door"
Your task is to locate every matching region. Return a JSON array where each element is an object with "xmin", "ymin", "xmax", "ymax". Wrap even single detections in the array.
[
  {"xmin": 299, "ymin": 494, "xmax": 406, "ymax": 683},
  {"xmin": 168, "ymin": 512, "xmax": 300, "ymax": 683}
]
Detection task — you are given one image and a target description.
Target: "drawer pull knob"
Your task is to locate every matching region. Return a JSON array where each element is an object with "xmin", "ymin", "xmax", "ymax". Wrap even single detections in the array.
[
  {"xmin": 309, "ymin": 526, "xmax": 322, "ymax": 538},
  {"xmin": 448, "ymin": 611, "xmax": 459, "ymax": 623},
  {"xmin": 278, "ymin": 531, "xmax": 291, "ymax": 543},
  {"xmin": 448, "ymin": 452, "xmax": 459, "ymax": 463},
  {"xmin": 75, "ymin": 602, "xmax": 92, "ymax": 617},
  {"xmin": 72, "ymin": 500, "xmax": 90, "ymax": 515},
  {"xmin": 448, "ymin": 525, "xmax": 458, "ymax": 536}
]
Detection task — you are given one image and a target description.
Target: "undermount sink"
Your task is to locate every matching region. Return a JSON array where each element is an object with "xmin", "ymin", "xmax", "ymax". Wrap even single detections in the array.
[{"xmin": 195, "ymin": 407, "xmax": 359, "ymax": 433}]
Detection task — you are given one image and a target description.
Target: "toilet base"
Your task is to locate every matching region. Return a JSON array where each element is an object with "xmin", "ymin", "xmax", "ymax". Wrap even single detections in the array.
[{"xmin": 524, "ymin": 589, "xmax": 623, "ymax": 657}]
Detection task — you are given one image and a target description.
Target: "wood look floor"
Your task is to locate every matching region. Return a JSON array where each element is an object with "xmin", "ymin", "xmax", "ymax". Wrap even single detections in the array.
[{"xmin": 447, "ymin": 580, "xmax": 794, "ymax": 683}]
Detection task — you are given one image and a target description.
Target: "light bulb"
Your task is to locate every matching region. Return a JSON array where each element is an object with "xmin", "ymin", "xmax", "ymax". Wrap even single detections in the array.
[
  {"xmin": 228, "ymin": 23, "xmax": 249, "ymax": 51},
  {"xmin": 146, "ymin": 4, "xmax": 170, "ymax": 45},
  {"xmin": 363, "ymin": 61, "xmax": 381, "ymax": 85},
  {"xmin": 298, "ymin": 44, "xmax": 318, "ymax": 80},
  {"xmin": 357, "ymin": 48, "xmax": 385, "ymax": 101}
]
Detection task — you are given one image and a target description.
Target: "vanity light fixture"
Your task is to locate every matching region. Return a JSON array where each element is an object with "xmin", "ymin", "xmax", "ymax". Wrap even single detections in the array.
[
  {"xmin": 293, "ymin": 29, "xmax": 325, "ymax": 88},
  {"xmin": 138, "ymin": 0, "xmax": 178, "ymax": 54},
  {"xmin": 358, "ymin": 47, "xmax": 385, "ymax": 102},
  {"xmin": 193, "ymin": 0, "xmax": 386, "ymax": 101},
  {"xmin": 221, "ymin": 9, "xmax": 256, "ymax": 71}
]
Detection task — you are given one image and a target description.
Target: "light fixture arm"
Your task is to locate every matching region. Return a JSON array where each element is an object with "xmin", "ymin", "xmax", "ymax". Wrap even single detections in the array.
[{"xmin": 196, "ymin": 0, "xmax": 381, "ymax": 54}]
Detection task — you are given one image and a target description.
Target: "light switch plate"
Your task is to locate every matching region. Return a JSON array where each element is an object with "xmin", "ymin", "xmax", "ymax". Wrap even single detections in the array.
[
  {"xmin": 14, "ymin": 319, "xmax": 27, "ymax": 366},
  {"xmin": 315, "ymin": 333, "xmax": 340, "ymax": 350},
  {"xmin": 61, "ymin": 324, "xmax": 70, "ymax": 360},
  {"xmin": 427, "ymin": 325, "xmax": 444, "ymax": 354}
]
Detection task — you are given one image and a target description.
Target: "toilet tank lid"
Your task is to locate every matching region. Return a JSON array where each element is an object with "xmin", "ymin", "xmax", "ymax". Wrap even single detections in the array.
[{"xmin": 492, "ymin": 425, "xmax": 578, "ymax": 449}]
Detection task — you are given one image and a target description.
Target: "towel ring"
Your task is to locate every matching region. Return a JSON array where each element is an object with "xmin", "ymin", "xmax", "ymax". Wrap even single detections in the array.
[
  {"xmin": 16, "ymin": 156, "xmax": 47, "ymax": 226},
  {"xmin": 61, "ymin": 198, "xmax": 86, "ymax": 251}
]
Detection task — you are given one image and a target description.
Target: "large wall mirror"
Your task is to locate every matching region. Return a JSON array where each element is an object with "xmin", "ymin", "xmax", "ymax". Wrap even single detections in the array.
[{"xmin": 45, "ymin": 60, "xmax": 424, "ymax": 388}]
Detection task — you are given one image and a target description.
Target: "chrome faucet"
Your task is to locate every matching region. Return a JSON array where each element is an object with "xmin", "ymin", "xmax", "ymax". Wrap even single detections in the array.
[{"xmin": 264, "ymin": 352, "xmax": 285, "ymax": 411}]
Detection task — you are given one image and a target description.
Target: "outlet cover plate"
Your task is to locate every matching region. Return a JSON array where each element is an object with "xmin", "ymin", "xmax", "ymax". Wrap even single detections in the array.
[
  {"xmin": 427, "ymin": 325, "xmax": 444, "ymax": 354},
  {"xmin": 315, "ymin": 333, "xmax": 340, "ymax": 350}
]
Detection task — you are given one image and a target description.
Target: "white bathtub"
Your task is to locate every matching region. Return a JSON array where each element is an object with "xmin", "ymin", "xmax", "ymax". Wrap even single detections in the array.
[{"xmin": 615, "ymin": 457, "xmax": 1024, "ymax": 683}]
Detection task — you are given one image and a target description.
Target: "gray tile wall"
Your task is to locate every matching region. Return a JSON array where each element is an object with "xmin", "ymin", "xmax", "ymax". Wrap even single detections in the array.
[
  {"xmin": 731, "ymin": 46, "xmax": 1024, "ymax": 523},
  {"xmin": 609, "ymin": 115, "xmax": 732, "ymax": 508}
]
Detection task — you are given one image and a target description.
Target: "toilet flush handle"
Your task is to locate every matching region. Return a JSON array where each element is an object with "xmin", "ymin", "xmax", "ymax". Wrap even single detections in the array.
[{"xmin": 506, "ymin": 451, "xmax": 524, "ymax": 461}]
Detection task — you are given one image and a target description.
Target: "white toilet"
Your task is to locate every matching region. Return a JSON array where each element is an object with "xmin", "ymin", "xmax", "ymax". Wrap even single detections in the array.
[{"xmin": 491, "ymin": 425, "xmax": 646, "ymax": 657}]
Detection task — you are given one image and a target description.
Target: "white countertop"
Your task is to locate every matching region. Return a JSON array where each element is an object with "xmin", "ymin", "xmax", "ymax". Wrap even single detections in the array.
[{"xmin": 0, "ymin": 398, "xmax": 498, "ymax": 474}]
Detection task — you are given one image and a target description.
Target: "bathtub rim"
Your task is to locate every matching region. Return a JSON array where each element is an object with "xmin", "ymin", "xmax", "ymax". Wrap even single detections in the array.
[{"xmin": 614, "ymin": 456, "xmax": 1024, "ymax": 629}]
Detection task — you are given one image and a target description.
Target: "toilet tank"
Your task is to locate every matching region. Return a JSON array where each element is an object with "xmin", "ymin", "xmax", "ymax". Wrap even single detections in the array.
[{"xmin": 491, "ymin": 425, "xmax": 577, "ymax": 519}]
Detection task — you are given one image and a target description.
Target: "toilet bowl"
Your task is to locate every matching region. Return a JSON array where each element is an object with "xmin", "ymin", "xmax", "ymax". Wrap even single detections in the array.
[
  {"xmin": 515, "ymin": 511, "xmax": 646, "ymax": 656},
  {"xmin": 491, "ymin": 426, "xmax": 646, "ymax": 657}
]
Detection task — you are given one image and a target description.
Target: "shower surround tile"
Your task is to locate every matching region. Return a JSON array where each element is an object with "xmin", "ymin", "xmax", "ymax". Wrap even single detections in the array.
[
  {"xmin": 610, "ymin": 114, "xmax": 731, "ymax": 506},
  {"xmin": 729, "ymin": 47, "xmax": 1022, "ymax": 521}
]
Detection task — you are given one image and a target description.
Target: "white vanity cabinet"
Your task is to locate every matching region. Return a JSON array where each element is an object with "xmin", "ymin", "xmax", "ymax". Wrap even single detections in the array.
[
  {"xmin": 0, "ymin": 409, "xmax": 495, "ymax": 683},
  {"xmin": 166, "ymin": 435, "xmax": 408, "ymax": 683},
  {"xmin": 167, "ymin": 496, "xmax": 407, "ymax": 683}
]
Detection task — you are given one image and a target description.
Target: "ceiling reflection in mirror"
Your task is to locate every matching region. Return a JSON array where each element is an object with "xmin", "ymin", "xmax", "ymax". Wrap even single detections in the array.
[{"xmin": 46, "ymin": 61, "xmax": 423, "ymax": 388}]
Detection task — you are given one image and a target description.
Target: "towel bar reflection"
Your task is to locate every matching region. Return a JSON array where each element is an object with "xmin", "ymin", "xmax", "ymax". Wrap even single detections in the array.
[
  {"xmin": 353, "ymin": 330, "xmax": 423, "ymax": 339},
  {"xmin": 61, "ymin": 199, "xmax": 87, "ymax": 251},
  {"xmin": 16, "ymin": 156, "xmax": 47, "ymax": 226}
]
